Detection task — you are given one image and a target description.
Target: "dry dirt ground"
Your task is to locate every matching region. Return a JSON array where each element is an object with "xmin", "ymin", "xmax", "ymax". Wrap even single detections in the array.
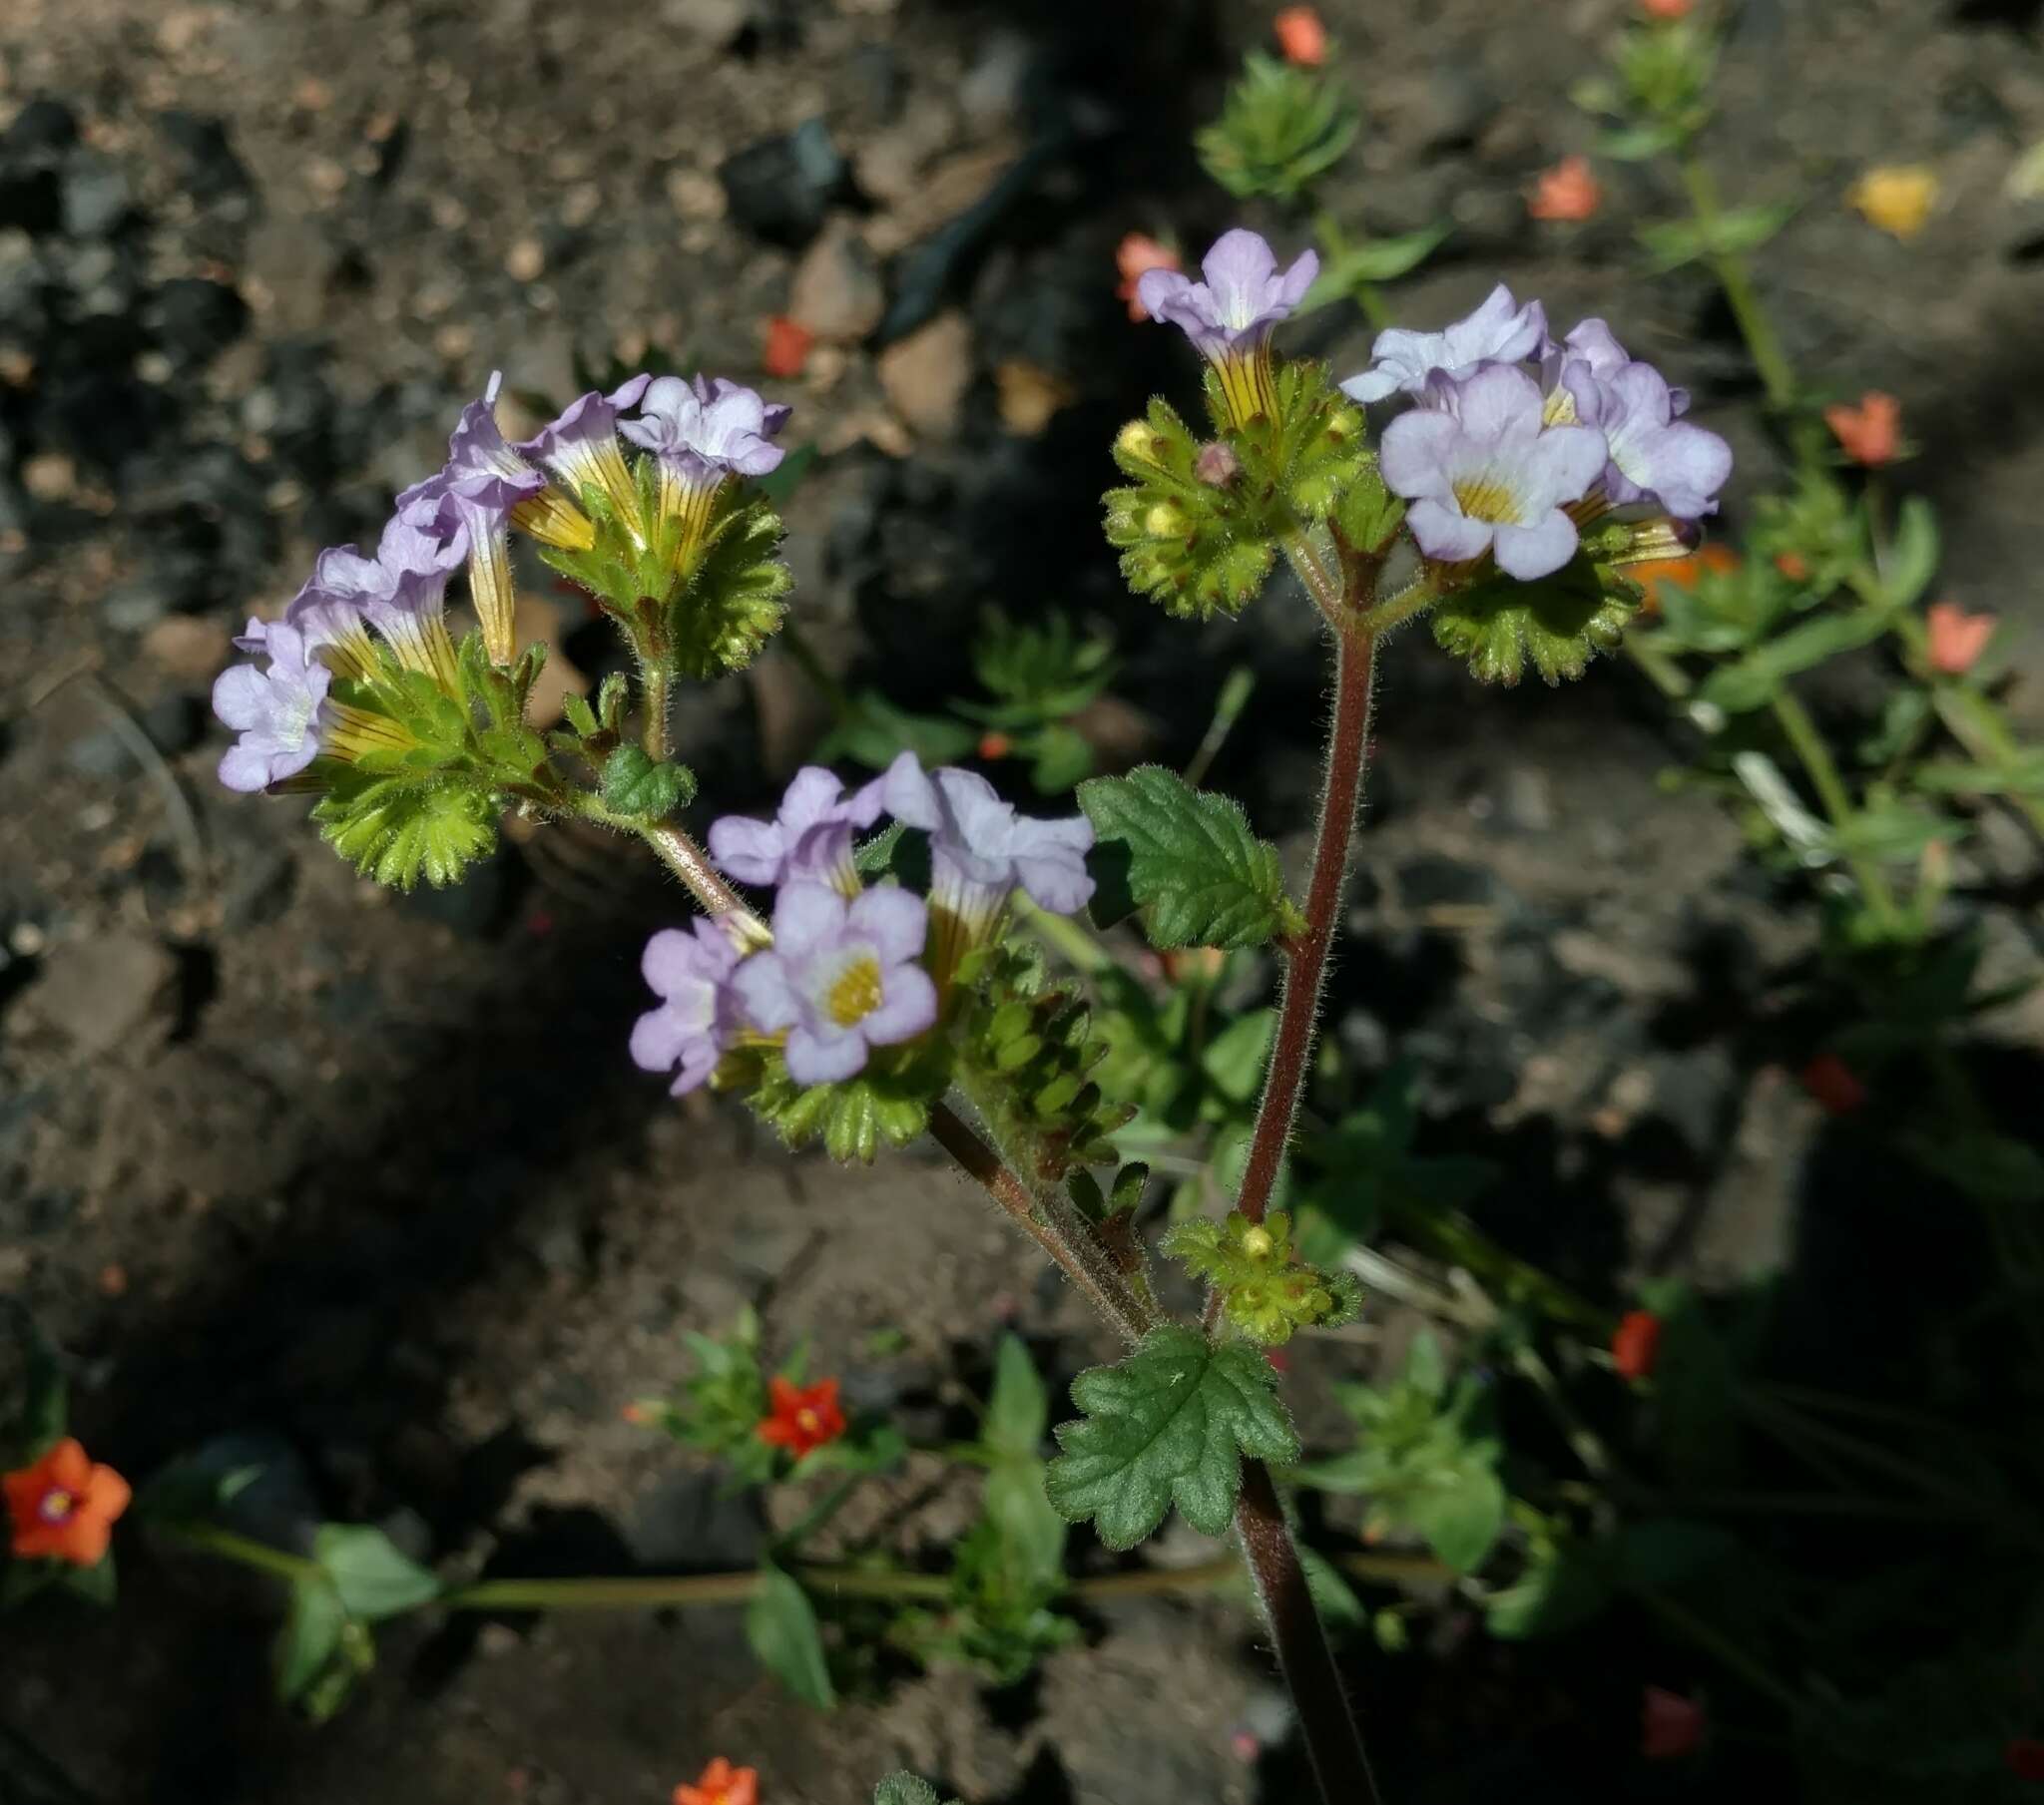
[{"xmin": 2, "ymin": 1, "xmax": 2043, "ymax": 1801}]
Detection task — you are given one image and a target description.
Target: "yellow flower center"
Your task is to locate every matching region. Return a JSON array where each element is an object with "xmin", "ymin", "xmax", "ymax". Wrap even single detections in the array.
[
  {"xmin": 38, "ymin": 1487, "xmax": 76, "ymax": 1524},
  {"xmin": 796, "ymin": 1408, "xmax": 820, "ymax": 1435},
  {"xmin": 1452, "ymin": 477, "xmax": 1523, "ymax": 525},
  {"xmin": 825, "ymin": 954, "xmax": 883, "ymax": 1029}
]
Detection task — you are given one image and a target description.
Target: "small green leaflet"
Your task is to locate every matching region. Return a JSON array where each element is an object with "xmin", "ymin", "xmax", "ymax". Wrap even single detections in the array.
[
  {"xmin": 600, "ymin": 745, "xmax": 699, "ymax": 819},
  {"xmin": 1045, "ymin": 1325, "xmax": 1299, "ymax": 1549},
  {"xmin": 1078, "ymin": 767, "xmax": 1301, "ymax": 950},
  {"xmin": 1432, "ymin": 560, "xmax": 1640, "ymax": 686},
  {"xmin": 747, "ymin": 1562, "xmax": 836, "ymax": 1708},
  {"xmin": 873, "ymin": 1778, "xmax": 962, "ymax": 1805}
]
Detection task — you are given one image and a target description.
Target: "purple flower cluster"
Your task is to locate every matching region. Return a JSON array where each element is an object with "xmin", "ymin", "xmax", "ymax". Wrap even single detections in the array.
[
  {"xmin": 1344, "ymin": 287, "xmax": 1732, "ymax": 580},
  {"xmin": 631, "ymin": 756, "xmax": 1096, "ymax": 1092},
  {"xmin": 214, "ymin": 367, "xmax": 793, "ymax": 796}
]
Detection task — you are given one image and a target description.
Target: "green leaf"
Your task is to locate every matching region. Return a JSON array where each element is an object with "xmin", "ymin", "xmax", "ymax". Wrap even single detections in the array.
[
  {"xmin": 818, "ymin": 690, "xmax": 978, "ymax": 771},
  {"xmin": 985, "ymin": 1334, "xmax": 1050, "ymax": 1458},
  {"xmin": 747, "ymin": 1562, "xmax": 836, "ymax": 1707},
  {"xmin": 1884, "ymin": 496, "xmax": 1940, "ymax": 609},
  {"xmin": 1078, "ymin": 767, "xmax": 1300, "ymax": 950},
  {"xmin": 1299, "ymin": 225, "xmax": 1451, "ymax": 309},
  {"xmin": 1045, "ymin": 1326, "xmax": 1299, "ymax": 1548},
  {"xmin": 1196, "ymin": 51, "xmax": 1358, "ymax": 204},
  {"xmin": 1598, "ymin": 121, "xmax": 1684, "ymax": 161},
  {"xmin": 1483, "ymin": 1537, "xmax": 1614, "ymax": 1639},
  {"xmin": 311, "ymin": 768, "xmax": 497, "ymax": 891},
  {"xmin": 1697, "ymin": 610, "xmax": 1890, "ymax": 714},
  {"xmin": 559, "ymin": 689, "xmax": 601, "ymax": 740},
  {"xmin": 1408, "ymin": 1466, "xmax": 1506, "ymax": 1573},
  {"xmin": 600, "ymin": 745, "xmax": 697, "ymax": 819},
  {"xmin": 61, "ymin": 1552, "xmax": 118, "ymax": 1607},
  {"xmin": 312, "ymin": 1525, "xmax": 439, "ymax": 1620},
  {"xmin": 135, "ymin": 1457, "xmax": 262, "ymax": 1525},
  {"xmin": 754, "ymin": 441, "xmax": 816, "ymax": 507},
  {"xmin": 1431, "ymin": 559, "xmax": 1640, "ymax": 686},
  {"xmin": 276, "ymin": 1576, "xmax": 348, "ymax": 1703},
  {"xmin": 670, "ymin": 493, "xmax": 792, "ymax": 678}
]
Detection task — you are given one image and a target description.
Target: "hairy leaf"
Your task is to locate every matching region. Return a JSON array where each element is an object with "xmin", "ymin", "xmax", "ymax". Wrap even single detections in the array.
[
  {"xmin": 1078, "ymin": 767, "xmax": 1300, "ymax": 950},
  {"xmin": 747, "ymin": 1562, "xmax": 835, "ymax": 1708},
  {"xmin": 1432, "ymin": 560, "xmax": 1641, "ymax": 686},
  {"xmin": 1045, "ymin": 1326, "xmax": 1299, "ymax": 1548},
  {"xmin": 600, "ymin": 745, "xmax": 698, "ymax": 819}
]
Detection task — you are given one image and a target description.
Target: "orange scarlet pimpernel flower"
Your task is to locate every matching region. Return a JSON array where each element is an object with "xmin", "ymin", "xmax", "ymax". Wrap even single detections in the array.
[
  {"xmin": 1115, "ymin": 232, "xmax": 1181, "ymax": 322},
  {"xmin": 757, "ymin": 1376, "xmax": 846, "ymax": 1457},
  {"xmin": 1528, "ymin": 156, "xmax": 1602, "ymax": 224},
  {"xmin": 1611, "ymin": 1310, "xmax": 1663, "ymax": 1382},
  {"xmin": 1823, "ymin": 391, "xmax": 1902, "ymax": 467},
  {"xmin": 675, "ymin": 1757, "xmax": 760, "ymax": 1805},
  {"xmin": 5, "ymin": 1438, "xmax": 132, "ymax": 1566}
]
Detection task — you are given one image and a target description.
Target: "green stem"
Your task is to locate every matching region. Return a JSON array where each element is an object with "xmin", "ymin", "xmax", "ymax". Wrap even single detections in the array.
[
  {"xmin": 1282, "ymin": 532, "xmax": 1347, "ymax": 627},
  {"xmin": 166, "ymin": 1522, "xmax": 320, "ymax": 1583},
  {"xmin": 769, "ymin": 1475, "xmax": 863, "ymax": 1561},
  {"xmin": 444, "ymin": 1566, "xmax": 954, "ymax": 1611},
  {"xmin": 1680, "ymin": 159, "xmax": 1796, "ymax": 415},
  {"xmin": 1357, "ymin": 567, "xmax": 1445, "ymax": 639},
  {"xmin": 1625, "ymin": 637, "xmax": 1694, "ymax": 701},
  {"xmin": 1768, "ymin": 687, "xmax": 1902, "ymax": 932},
  {"xmin": 1015, "ymin": 895, "xmax": 1113, "ymax": 974},
  {"xmin": 1510, "ymin": 1344, "xmax": 1616, "ymax": 1484}
]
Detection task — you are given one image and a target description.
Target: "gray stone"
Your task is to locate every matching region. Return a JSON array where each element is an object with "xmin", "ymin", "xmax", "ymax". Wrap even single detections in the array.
[
  {"xmin": 27, "ymin": 932, "xmax": 177, "ymax": 1058},
  {"xmin": 60, "ymin": 156, "xmax": 132, "ymax": 237}
]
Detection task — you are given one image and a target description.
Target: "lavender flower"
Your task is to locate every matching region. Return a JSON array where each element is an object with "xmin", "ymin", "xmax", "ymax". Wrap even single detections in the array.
[
  {"xmin": 399, "ymin": 371, "xmax": 557, "ymax": 664},
  {"xmin": 1136, "ymin": 228, "xmax": 1318, "ymax": 426},
  {"xmin": 882, "ymin": 752, "xmax": 1094, "ymax": 976},
  {"xmin": 730, "ymin": 884, "xmax": 938, "ymax": 1086},
  {"xmin": 630, "ymin": 917, "xmax": 743, "ymax": 1095},
  {"xmin": 1339, "ymin": 284, "xmax": 1549, "ymax": 405},
  {"xmin": 212, "ymin": 620, "xmax": 412, "ymax": 793},
  {"xmin": 319, "ymin": 496, "xmax": 467, "ymax": 689},
  {"xmin": 1378, "ymin": 364, "xmax": 1608, "ymax": 580},
  {"xmin": 1546, "ymin": 324, "xmax": 1730, "ymax": 521},
  {"xmin": 619, "ymin": 373, "xmax": 792, "ymax": 551},
  {"xmin": 516, "ymin": 373, "xmax": 652, "ymax": 539},
  {"xmin": 709, "ymin": 767, "xmax": 884, "ymax": 896}
]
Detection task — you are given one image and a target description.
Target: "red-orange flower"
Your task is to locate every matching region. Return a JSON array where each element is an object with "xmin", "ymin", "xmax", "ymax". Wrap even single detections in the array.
[
  {"xmin": 1799, "ymin": 1053, "xmax": 1866, "ymax": 1118},
  {"xmin": 757, "ymin": 1376, "xmax": 845, "ymax": 1457},
  {"xmin": 1642, "ymin": 0, "xmax": 1693, "ymax": 20},
  {"xmin": 675, "ymin": 1757, "xmax": 760, "ymax": 1805},
  {"xmin": 1611, "ymin": 1310, "xmax": 1663, "ymax": 1382},
  {"xmin": 1641, "ymin": 1686, "xmax": 1705, "ymax": 1760},
  {"xmin": 1926, "ymin": 600, "xmax": 1995, "ymax": 677},
  {"xmin": 762, "ymin": 315, "xmax": 813, "ymax": 380},
  {"xmin": 1115, "ymin": 232, "xmax": 1182, "ymax": 322},
  {"xmin": 977, "ymin": 731, "xmax": 1013, "ymax": 761},
  {"xmin": 4, "ymin": 1438, "xmax": 131, "ymax": 1567},
  {"xmin": 1528, "ymin": 155, "xmax": 1603, "ymax": 224},
  {"xmin": 1823, "ymin": 391, "xmax": 1901, "ymax": 467},
  {"xmin": 1274, "ymin": 6, "xmax": 1328, "ymax": 67},
  {"xmin": 1774, "ymin": 551, "xmax": 1810, "ymax": 582}
]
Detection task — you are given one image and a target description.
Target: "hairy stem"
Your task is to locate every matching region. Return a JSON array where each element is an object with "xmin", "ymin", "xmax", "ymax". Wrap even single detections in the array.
[
  {"xmin": 926, "ymin": 1101, "xmax": 1152, "ymax": 1341},
  {"xmin": 1237, "ymin": 1462, "xmax": 1379, "ymax": 1803},
  {"xmin": 1234, "ymin": 623, "xmax": 1378, "ymax": 1227},
  {"xmin": 640, "ymin": 662, "xmax": 675, "ymax": 761},
  {"xmin": 636, "ymin": 821, "xmax": 764, "ymax": 931}
]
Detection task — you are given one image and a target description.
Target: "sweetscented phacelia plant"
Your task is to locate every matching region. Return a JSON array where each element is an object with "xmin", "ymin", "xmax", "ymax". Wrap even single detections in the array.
[{"xmin": 180, "ymin": 210, "xmax": 1733, "ymax": 1802}]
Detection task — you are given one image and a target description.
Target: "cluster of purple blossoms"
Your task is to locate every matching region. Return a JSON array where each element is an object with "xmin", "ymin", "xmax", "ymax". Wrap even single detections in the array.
[
  {"xmin": 632, "ymin": 755, "xmax": 1095, "ymax": 1093},
  {"xmin": 1138, "ymin": 230, "xmax": 1732, "ymax": 585},
  {"xmin": 212, "ymin": 368, "xmax": 791, "ymax": 796}
]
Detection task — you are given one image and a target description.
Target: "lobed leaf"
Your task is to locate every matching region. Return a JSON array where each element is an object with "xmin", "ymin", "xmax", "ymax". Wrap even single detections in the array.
[{"xmin": 1044, "ymin": 1326, "xmax": 1299, "ymax": 1548}]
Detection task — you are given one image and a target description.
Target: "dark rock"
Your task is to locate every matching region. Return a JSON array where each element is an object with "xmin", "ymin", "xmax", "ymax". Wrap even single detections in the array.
[
  {"xmin": 1398, "ymin": 853, "xmax": 1500, "ymax": 909},
  {"xmin": 150, "ymin": 276, "xmax": 249, "ymax": 363},
  {"xmin": 0, "ymin": 166, "xmax": 60, "ymax": 234},
  {"xmin": 59, "ymin": 155, "xmax": 133, "ymax": 238},
  {"xmin": 155, "ymin": 111, "xmax": 253, "ymax": 206},
  {"xmin": 718, "ymin": 119, "xmax": 846, "ymax": 248},
  {"xmin": 1646, "ymin": 1045, "xmax": 1740, "ymax": 1162},
  {"xmin": 3, "ymin": 98, "xmax": 79, "ymax": 158},
  {"xmin": 625, "ymin": 1467, "xmax": 763, "ymax": 1571},
  {"xmin": 260, "ymin": 339, "xmax": 341, "ymax": 485}
]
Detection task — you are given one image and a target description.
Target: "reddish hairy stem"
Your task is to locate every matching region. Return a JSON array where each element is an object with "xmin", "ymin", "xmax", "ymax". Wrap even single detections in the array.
[
  {"xmin": 1234, "ymin": 624, "xmax": 1378, "ymax": 1226},
  {"xmin": 1238, "ymin": 1461, "xmax": 1379, "ymax": 1803}
]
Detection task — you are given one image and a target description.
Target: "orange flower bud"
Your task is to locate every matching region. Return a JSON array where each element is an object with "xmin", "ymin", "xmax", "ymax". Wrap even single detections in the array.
[
  {"xmin": 675, "ymin": 1758, "xmax": 760, "ymax": 1805},
  {"xmin": 1274, "ymin": 6, "xmax": 1328, "ymax": 67},
  {"xmin": 1528, "ymin": 156, "xmax": 1602, "ymax": 224},
  {"xmin": 1115, "ymin": 232, "xmax": 1182, "ymax": 322},
  {"xmin": 1823, "ymin": 391, "xmax": 1901, "ymax": 467},
  {"xmin": 762, "ymin": 314, "xmax": 813, "ymax": 380},
  {"xmin": 1642, "ymin": 0, "xmax": 1693, "ymax": 19},
  {"xmin": 1611, "ymin": 1310, "xmax": 1663, "ymax": 1382},
  {"xmin": 1926, "ymin": 600, "xmax": 1995, "ymax": 677}
]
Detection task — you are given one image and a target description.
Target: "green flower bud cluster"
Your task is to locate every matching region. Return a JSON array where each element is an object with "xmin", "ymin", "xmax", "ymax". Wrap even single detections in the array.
[
  {"xmin": 960, "ymin": 943, "xmax": 1134, "ymax": 1187},
  {"xmin": 715, "ymin": 1039, "xmax": 953, "ymax": 1166},
  {"xmin": 1162, "ymin": 1208, "xmax": 1362, "ymax": 1347}
]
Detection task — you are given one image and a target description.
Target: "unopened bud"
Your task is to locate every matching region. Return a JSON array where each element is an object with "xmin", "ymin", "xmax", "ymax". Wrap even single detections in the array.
[{"xmin": 1195, "ymin": 441, "xmax": 1241, "ymax": 487}]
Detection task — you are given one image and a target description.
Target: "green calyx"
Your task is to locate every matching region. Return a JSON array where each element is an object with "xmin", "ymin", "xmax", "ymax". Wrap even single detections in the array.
[
  {"xmin": 959, "ymin": 942, "xmax": 1134, "ymax": 1187},
  {"xmin": 1161, "ymin": 1208, "xmax": 1362, "ymax": 1347},
  {"xmin": 1104, "ymin": 362, "xmax": 1370, "ymax": 622},
  {"xmin": 309, "ymin": 633, "xmax": 562, "ymax": 889},
  {"xmin": 1430, "ymin": 547, "xmax": 1645, "ymax": 686},
  {"xmin": 717, "ymin": 1039, "xmax": 954, "ymax": 1165},
  {"xmin": 536, "ymin": 468, "xmax": 791, "ymax": 680}
]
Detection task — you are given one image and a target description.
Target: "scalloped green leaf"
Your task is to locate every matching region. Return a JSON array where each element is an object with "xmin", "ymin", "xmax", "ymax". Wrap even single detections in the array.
[
  {"xmin": 672, "ymin": 493, "xmax": 792, "ymax": 677},
  {"xmin": 1431, "ymin": 560, "xmax": 1642, "ymax": 686},
  {"xmin": 311, "ymin": 771, "xmax": 497, "ymax": 890},
  {"xmin": 1044, "ymin": 1325, "xmax": 1299, "ymax": 1548},
  {"xmin": 1078, "ymin": 766, "xmax": 1300, "ymax": 950}
]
